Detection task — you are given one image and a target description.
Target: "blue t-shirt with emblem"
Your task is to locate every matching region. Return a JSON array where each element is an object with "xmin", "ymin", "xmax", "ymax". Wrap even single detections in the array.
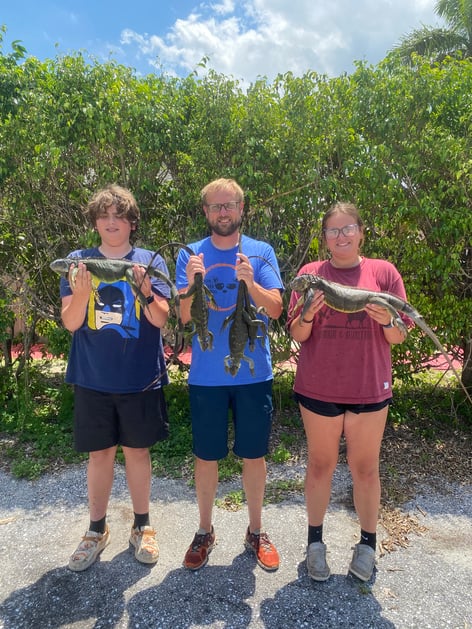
[
  {"xmin": 60, "ymin": 247, "xmax": 170, "ymax": 393},
  {"xmin": 175, "ymin": 235, "xmax": 283, "ymax": 386}
]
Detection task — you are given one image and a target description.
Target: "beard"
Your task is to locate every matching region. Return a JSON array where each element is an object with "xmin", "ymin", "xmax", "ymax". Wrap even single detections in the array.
[{"xmin": 207, "ymin": 214, "xmax": 242, "ymax": 237}]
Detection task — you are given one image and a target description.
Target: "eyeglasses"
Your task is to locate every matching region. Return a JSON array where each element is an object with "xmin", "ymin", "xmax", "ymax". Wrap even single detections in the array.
[
  {"xmin": 323, "ymin": 224, "xmax": 359, "ymax": 239},
  {"xmin": 206, "ymin": 201, "xmax": 240, "ymax": 214}
]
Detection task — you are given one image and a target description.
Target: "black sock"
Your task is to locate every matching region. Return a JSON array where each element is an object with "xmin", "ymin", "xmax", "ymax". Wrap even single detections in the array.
[
  {"xmin": 89, "ymin": 515, "xmax": 106, "ymax": 534},
  {"xmin": 308, "ymin": 524, "xmax": 323, "ymax": 545},
  {"xmin": 133, "ymin": 512, "xmax": 150, "ymax": 530},
  {"xmin": 360, "ymin": 529, "xmax": 376, "ymax": 550}
]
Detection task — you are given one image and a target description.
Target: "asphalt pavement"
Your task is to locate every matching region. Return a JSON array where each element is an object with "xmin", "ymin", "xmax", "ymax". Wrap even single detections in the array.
[{"xmin": 0, "ymin": 463, "xmax": 470, "ymax": 629}]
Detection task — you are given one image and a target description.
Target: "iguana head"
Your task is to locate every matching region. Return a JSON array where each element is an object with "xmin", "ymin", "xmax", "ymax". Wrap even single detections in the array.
[
  {"xmin": 290, "ymin": 274, "xmax": 321, "ymax": 292},
  {"xmin": 50, "ymin": 258, "xmax": 80, "ymax": 275}
]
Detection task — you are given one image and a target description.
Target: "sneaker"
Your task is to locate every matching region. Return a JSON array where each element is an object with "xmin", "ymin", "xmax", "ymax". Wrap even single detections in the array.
[
  {"xmin": 130, "ymin": 525, "xmax": 159, "ymax": 564},
  {"xmin": 306, "ymin": 542, "xmax": 331, "ymax": 581},
  {"xmin": 244, "ymin": 528, "xmax": 280, "ymax": 571},
  {"xmin": 349, "ymin": 543, "xmax": 376, "ymax": 581},
  {"xmin": 68, "ymin": 526, "xmax": 110, "ymax": 572},
  {"xmin": 183, "ymin": 527, "xmax": 216, "ymax": 570}
]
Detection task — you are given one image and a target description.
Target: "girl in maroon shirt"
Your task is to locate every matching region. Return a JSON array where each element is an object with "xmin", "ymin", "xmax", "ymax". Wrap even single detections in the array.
[{"xmin": 288, "ymin": 202, "xmax": 408, "ymax": 583}]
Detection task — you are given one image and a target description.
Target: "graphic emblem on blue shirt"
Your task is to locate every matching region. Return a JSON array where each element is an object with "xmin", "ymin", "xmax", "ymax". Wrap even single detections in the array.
[{"xmin": 87, "ymin": 277, "xmax": 140, "ymax": 338}]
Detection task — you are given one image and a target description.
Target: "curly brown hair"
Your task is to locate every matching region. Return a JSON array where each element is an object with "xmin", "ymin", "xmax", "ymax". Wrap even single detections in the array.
[{"xmin": 84, "ymin": 184, "xmax": 140, "ymax": 232}]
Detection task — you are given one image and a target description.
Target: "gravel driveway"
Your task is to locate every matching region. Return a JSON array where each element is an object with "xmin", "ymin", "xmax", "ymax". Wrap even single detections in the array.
[{"xmin": 0, "ymin": 463, "xmax": 470, "ymax": 629}]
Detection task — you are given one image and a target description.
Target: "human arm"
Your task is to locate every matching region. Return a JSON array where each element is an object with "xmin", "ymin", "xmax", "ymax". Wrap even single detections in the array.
[
  {"xmin": 289, "ymin": 289, "xmax": 325, "ymax": 342},
  {"xmin": 132, "ymin": 264, "xmax": 169, "ymax": 329},
  {"xmin": 364, "ymin": 261, "xmax": 409, "ymax": 345},
  {"xmin": 177, "ymin": 252, "xmax": 205, "ymax": 325},
  {"xmin": 364, "ymin": 304, "xmax": 407, "ymax": 345},
  {"xmin": 60, "ymin": 262, "xmax": 93, "ymax": 332}
]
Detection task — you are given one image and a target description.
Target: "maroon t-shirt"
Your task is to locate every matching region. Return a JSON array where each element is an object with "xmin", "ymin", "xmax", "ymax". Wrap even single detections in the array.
[{"xmin": 288, "ymin": 257, "xmax": 408, "ymax": 404}]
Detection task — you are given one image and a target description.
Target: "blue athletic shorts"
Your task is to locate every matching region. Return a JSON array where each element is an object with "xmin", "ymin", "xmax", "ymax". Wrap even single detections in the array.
[
  {"xmin": 189, "ymin": 381, "xmax": 273, "ymax": 460},
  {"xmin": 73, "ymin": 385, "xmax": 169, "ymax": 452},
  {"xmin": 294, "ymin": 392, "xmax": 391, "ymax": 417}
]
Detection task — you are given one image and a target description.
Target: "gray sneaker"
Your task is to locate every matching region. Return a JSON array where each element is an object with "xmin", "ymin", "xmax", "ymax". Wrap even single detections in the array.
[
  {"xmin": 306, "ymin": 542, "xmax": 331, "ymax": 581},
  {"xmin": 349, "ymin": 543, "xmax": 376, "ymax": 581}
]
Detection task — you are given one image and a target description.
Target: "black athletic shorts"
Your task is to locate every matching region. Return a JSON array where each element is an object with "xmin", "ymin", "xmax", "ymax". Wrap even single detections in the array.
[
  {"xmin": 294, "ymin": 392, "xmax": 391, "ymax": 417},
  {"xmin": 73, "ymin": 385, "xmax": 169, "ymax": 452}
]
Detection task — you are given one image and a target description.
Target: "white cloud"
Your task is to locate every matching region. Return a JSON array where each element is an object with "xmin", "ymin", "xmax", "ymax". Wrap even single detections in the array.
[
  {"xmin": 120, "ymin": 0, "xmax": 439, "ymax": 83},
  {"xmin": 209, "ymin": 0, "xmax": 235, "ymax": 16}
]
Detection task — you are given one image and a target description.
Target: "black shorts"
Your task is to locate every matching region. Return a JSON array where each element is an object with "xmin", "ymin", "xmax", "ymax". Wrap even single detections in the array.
[
  {"xmin": 294, "ymin": 392, "xmax": 391, "ymax": 417},
  {"xmin": 73, "ymin": 385, "xmax": 169, "ymax": 452}
]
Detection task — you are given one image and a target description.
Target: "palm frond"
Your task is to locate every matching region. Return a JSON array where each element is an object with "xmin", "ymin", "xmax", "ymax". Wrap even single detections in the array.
[{"xmin": 392, "ymin": 26, "xmax": 469, "ymax": 63}]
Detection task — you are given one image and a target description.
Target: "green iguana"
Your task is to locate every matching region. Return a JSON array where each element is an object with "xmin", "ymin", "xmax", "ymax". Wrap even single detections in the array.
[{"xmin": 290, "ymin": 273, "xmax": 472, "ymax": 405}]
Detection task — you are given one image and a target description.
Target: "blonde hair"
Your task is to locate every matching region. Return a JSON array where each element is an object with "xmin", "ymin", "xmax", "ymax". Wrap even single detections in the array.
[{"xmin": 200, "ymin": 178, "xmax": 244, "ymax": 205}]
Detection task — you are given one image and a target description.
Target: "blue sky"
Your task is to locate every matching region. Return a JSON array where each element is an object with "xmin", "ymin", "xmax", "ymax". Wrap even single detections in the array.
[{"xmin": 1, "ymin": 1, "xmax": 441, "ymax": 84}]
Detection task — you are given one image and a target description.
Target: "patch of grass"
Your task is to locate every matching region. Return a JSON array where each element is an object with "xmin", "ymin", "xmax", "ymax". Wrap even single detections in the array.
[
  {"xmin": 10, "ymin": 459, "xmax": 45, "ymax": 480},
  {"xmin": 0, "ymin": 362, "xmax": 85, "ymax": 478},
  {"xmin": 218, "ymin": 452, "xmax": 243, "ymax": 480},
  {"xmin": 264, "ymin": 479, "xmax": 304, "ymax": 504},
  {"xmin": 269, "ymin": 444, "xmax": 292, "ymax": 464},
  {"xmin": 272, "ymin": 373, "xmax": 297, "ymax": 412},
  {"xmin": 215, "ymin": 479, "xmax": 305, "ymax": 511},
  {"xmin": 390, "ymin": 372, "xmax": 472, "ymax": 429},
  {"xmin": 379, "ymin": 375, "xmax": 472, "ymax": 508},
  {"xmin": 215, "ymin": 489, "xmax": 245, "ymax": 511},
  {"xmin": 151, "ymin": 376, "xmax": 194, "ymax": 478},
  {"xmin": 356, "ymin": 582, "xmax": 373, "ymax": 595}
]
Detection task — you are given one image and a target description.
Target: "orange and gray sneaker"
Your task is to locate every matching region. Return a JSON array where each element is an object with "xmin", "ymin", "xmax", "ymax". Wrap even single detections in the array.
[
  {"xmin": 244, "ymin": 527, "xmax": 280, "ymax": 571},
  {"xmin": 183, "ymin": 526, "xmax": 216, "ymax": 570}
]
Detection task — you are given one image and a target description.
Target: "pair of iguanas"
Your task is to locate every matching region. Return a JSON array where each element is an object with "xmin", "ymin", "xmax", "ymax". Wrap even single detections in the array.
[{"xmin": 153, "ymin": 242, "xmax": 268, "ymax": 376}]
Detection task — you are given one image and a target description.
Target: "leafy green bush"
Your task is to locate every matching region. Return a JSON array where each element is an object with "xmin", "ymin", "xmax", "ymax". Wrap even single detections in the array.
[
  {"xmin": 0, "ymin": 362, "xmax": 83, "ymax": 478},
  {"xmin": 38, "ymin": 320, "xmax": 71, "ymax": 360}
]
